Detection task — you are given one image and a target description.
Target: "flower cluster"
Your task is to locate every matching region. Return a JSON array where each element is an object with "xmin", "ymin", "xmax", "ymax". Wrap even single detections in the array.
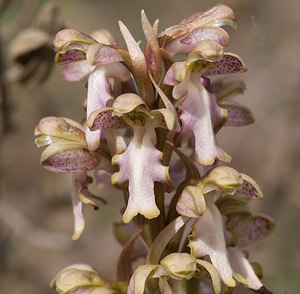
[{"xmin": 35, "ymin": 4, "xmax": 273, "ymax": 294}]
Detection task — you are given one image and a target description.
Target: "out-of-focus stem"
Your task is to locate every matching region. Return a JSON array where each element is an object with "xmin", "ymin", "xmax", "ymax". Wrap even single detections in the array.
[{"xmin": 0, "ymin": 24, "xmax": 10, "ymax": 134}]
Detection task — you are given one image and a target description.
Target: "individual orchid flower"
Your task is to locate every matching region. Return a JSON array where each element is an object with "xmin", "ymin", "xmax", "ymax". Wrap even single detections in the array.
[
  {"xmin": 164, "ymin": 40, "xmax": 246, "ymax": 165},
  {"xmin": 90, "ymin": 93, "xmax": 175, "ymax": 223},
  {"xmin": 158, "ymin": 4, "xmax": 236, "ymax": 58},
  {"xmin": 35, "ymin": 116, "xmax": 105, "ymax": 240},
  {"xmin": 35, "ymin": 116, "xmax": 100, "ymax": 172},
  {"xmin": 184, "ymin": 166, "xmax": 273, "ymax": 293},
  {"xmin": 128, "ymin": 253, "xmax": 221, "ymax": 294},
  {"xmin": 53, "ymin": 29, "xmax": 131, "ymax": 151}
]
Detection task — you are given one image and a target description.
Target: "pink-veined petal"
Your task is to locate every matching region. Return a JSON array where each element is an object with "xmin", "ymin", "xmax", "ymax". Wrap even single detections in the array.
[
  {"xmin": 112, "ymin": 127, "xmax": 171, "ymax": 223},
  {"xmin": 189, "ymin": 198, "xmax": 236, "ymax": 287},
  {"xmin": 61, "ymin": 60, "xmax": 94, "ymax": 82},
  {"xmin": 86, "ymin": 43, "xmax": 123, "ymax": 66},
  {"xmin": 165, "ymin": 26, "xmax": 229, "ymax": 57}
]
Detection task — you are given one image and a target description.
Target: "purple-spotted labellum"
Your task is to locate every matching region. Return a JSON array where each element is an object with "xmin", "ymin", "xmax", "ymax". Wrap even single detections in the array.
[{"xmin": 36, "ymin": 4, "xmax": 274, "ymax": 294}]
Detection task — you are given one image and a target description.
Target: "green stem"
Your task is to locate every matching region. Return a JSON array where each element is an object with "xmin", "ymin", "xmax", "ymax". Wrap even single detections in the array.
[{"xmin": 185, "ymin": 278, "xmax": 200, "ymax": 294}]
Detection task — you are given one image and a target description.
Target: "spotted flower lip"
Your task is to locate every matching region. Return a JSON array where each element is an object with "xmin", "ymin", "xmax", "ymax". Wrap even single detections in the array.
[{"xmin": 35, "ymin": 116, "xmax": 100, "ymax": 173}]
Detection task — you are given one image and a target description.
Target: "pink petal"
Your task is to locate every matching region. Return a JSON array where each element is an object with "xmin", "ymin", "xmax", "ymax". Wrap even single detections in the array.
[
  {"xmin": 178, "ymin": 76, "xmax": 231, "ymax": 165},
  {"xmin": 61, "ymin": 60, "xmax": 94, "ymax": 82},
  {"xmin": 85, "ymin": 65, "xmax": 113, "ymax": 151},
  {"xmin": 94, "ymin": 169, "xmax": 114, "ymax": 190},
  {"xmin": 85, "ymin": 63, "xmax": 130, "ymax": 151},
  {"xmin": 189, "ymin": 199, "xmax": 236, "ymax": 287},
  {"xmin": 228, "ymin": 247, "xmax": 263, "ymax": 290},
  {"xmin": 181, "ymin": 26, "xmax": 229, "ymax": 47},
  {"xmin": 210, "ymin": 94, "xmax": 227, "ymax": 133},
  {"xmin": 112, "ymin": 127, "xmax": 171, "ymax": 223},
  {"xmin": 86, "ymin": 43, "xmax": 123, "ymax": 66},
  {"xmin": 165, "ymin": 26, "xmax": 229, "ymax": 57}
]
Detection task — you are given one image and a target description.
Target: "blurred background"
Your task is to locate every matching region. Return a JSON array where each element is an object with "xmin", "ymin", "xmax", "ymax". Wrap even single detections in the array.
[{"xmin": 0, "ymin": 0, "xmax": 299, "ymax": 293}]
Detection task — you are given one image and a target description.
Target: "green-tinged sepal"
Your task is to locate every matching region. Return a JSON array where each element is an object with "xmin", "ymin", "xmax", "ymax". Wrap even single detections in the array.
[
  {"xmin": 201, "ymin": 166, "xmax": 243, "ymax": 194},
  {"xmin": 176, "ymin": 185, "xmax": 206, "ymax": 218},
  {"xmin": 186, "ymin": 40, "xmax": 224, "ymax": 67},
  {"xmin": 54, "ymin": 29, "xmax": 97, "ymax": 52},
  {"xmin": 159, "ymin": 253, "xmax": 197, "ymax": 280},
  {"xmin": 35, "ymin": 116, "xmax": 86, "ymax": 147}
]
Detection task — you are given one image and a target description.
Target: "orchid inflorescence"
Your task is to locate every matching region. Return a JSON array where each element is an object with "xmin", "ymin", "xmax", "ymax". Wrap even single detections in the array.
[{"xmin": 35, "ymin": 4, "xmax": 274, "ymax": 294}]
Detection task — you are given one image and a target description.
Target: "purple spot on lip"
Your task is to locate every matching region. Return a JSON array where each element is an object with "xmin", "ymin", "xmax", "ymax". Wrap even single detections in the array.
[{"xmin": 58, "ymin": 50, "xmax": 86, "ymax": 64}]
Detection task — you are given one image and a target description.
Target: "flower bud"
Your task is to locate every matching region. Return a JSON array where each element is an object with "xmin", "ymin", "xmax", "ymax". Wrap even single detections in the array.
[
  {"xmin": 160, "ymin": 253, "xmax": 197, "ymax": 280},
  {"xmin": 201, "ymin": 166, "xmax": 243, "ymax": 194},
  {"xmin": 50, "ymin": 264, "xmax": 107, "ymax": 294}
]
